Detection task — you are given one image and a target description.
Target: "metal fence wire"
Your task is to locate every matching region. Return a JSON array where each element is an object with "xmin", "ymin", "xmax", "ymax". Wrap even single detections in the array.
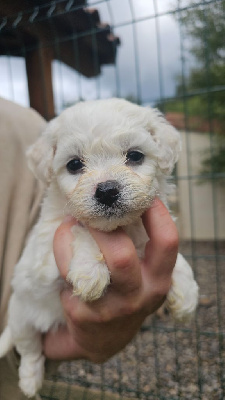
[{"xmin": 0, "ymin": 0, "xmax": 225, "ymax": 399}]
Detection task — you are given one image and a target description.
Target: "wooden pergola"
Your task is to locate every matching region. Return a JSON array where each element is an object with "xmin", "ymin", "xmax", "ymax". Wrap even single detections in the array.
[{"xmin": 0, "ymin": 0, "xmax": 120, "ymax": 120}]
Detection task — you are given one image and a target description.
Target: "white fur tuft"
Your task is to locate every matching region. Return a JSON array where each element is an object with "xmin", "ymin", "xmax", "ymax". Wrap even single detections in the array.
[{"xmin": 0, "ymin": 326, "xmax": 13, "ymax": 357}]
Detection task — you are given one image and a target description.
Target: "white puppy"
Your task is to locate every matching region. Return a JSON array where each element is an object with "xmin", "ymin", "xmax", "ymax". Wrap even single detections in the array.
[{"xmin": 0, "ymin": 98, "xmax": 198, "ymax": 397}]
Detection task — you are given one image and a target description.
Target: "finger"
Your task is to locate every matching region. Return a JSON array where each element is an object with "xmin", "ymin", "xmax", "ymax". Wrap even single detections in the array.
[
  {"xmin": 60, "ymin": 289, "xmax": 84, "ymax": 322},
  {"xmin": 89, "ymin": 227, "xmax": 142, "ymax": 295},
  {"xmin": 60, "ymin": 288, "xmax": 98, "ymax": 322},
  {"xmin": 61, "ymin": 287, "xmax": 144, "ymax": 331},
  {"xmin": 53, "ymin": 216, "xmax": 77, "ymax": 280},
  {"xmin": 142, "ymin": 198, "xmax": 178, "ymax": 278},
  {"xmin": 43, "ymin": 325, "xmax": 84, "ymax": 360}
]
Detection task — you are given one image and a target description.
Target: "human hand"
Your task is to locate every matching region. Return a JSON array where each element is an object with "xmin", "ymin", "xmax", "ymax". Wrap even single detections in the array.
[{"xmin": 43, "ymin": 198, "xmax": 178, "ymax": 362}]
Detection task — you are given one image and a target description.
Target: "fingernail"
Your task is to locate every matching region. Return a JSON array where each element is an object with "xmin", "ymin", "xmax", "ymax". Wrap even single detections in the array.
[
  {"xmin": 151, "ymin": 196, "xmax": 160, "ymax": 207},
  {"xmin": 63, "ymin": 215, "xmax": 77, "ymax": 223}
]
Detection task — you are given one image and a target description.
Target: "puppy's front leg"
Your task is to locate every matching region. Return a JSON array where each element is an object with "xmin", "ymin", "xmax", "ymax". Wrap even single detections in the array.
[{"xmin": 67, "ymin": 225, "xmax": 111, "ymax": 301}]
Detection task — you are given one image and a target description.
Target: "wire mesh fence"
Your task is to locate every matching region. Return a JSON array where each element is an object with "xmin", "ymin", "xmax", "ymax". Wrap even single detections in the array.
[{"xmin": 0, "ymin": 0, "xmax": 225, "ymax": 399}]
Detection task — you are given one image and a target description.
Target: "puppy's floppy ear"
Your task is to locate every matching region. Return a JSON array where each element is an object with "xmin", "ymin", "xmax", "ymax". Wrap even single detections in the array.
[
  {"xmin": 26, "ymin": 119, "xmax": 57, "ymax": 183},
  {"xmin": 145, "ymin": 108, "xmax": 181, "ymax": 175}
]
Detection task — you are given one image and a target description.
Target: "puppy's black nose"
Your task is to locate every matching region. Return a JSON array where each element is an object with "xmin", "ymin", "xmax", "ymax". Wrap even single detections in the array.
[{"xmin": 95, "ymin": 180, "xmax": 120, "ymax": 207}]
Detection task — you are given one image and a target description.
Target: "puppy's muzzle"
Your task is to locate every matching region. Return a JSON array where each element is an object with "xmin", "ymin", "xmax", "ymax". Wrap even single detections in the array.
[{"xmin": 95, "ymin": 180, "xmax": 120, "ymax": 207}]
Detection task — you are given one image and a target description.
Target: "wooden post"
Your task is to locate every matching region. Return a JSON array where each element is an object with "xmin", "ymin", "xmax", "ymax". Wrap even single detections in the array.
[{"xmin": 25, "ymin": 44, "xmax": 55, "ymax": 121}]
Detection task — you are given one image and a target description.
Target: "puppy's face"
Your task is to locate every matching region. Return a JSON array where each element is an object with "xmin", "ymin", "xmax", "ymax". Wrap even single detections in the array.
[
  {"xmin": 53, "ymin": 126, "xmax": 157, "ymax": 231},
  {"xmin": 27, "ymin": 99, "xmax": 181, "ymax": 231}
]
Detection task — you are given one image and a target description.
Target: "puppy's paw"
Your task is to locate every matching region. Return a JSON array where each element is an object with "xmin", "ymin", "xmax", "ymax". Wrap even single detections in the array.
[
  {"xmin": 19, "ymin": 354, "xmax": 45, "ymax": 398},
  {"xmin": 166, "ymin": 280, "xmax": 199, "ymax": 322},
  {"xmin": 67, "ymin": 261, "xmax": 111, "ymax": 302},
  {"xmin": 166, "ymin": 253, "xmax": 199, "ymax": 322}
]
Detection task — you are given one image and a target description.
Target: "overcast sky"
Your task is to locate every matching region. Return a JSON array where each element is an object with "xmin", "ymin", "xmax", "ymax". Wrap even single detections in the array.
[{"xmin": 0, "ymin": 0, "xmax": 194, "ymax": 113}]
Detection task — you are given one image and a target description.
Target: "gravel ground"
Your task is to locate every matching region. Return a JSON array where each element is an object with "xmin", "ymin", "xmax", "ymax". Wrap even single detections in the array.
[{"xmin": 56, "ymin": 241, "xmax": 225, "ymax": 400}]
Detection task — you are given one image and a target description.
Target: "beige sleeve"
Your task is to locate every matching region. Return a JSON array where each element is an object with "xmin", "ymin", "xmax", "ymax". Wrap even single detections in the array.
[{"xmin": 0, "ymin": 98, "xmax": 46, "ymax": 332}]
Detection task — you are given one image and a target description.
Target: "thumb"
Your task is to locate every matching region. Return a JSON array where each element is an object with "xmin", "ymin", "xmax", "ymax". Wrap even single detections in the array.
[{"xmin": 142, "ymin": 198, "xmax": 178, "ymax": 279}]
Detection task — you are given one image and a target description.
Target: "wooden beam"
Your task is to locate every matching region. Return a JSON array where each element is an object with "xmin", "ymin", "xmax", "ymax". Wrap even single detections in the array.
[{"xmin": 25, "ymin": 44, "xmax": 55, "ymax": 120}]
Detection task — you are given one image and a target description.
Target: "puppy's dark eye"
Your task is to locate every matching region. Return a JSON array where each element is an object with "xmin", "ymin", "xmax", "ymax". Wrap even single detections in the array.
[
  {"xmin": 126, "ymin": 150, "xmax": 144, "ymax": 164},
  {"xmin": 66, "ymin": 159, "xmax": 84, "ymax": 174}
]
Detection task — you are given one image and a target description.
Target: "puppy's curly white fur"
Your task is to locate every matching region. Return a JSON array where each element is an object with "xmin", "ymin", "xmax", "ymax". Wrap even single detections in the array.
[{"xmin": 0, "ymin": 98, "xmax": 198, "ymax": 397}]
